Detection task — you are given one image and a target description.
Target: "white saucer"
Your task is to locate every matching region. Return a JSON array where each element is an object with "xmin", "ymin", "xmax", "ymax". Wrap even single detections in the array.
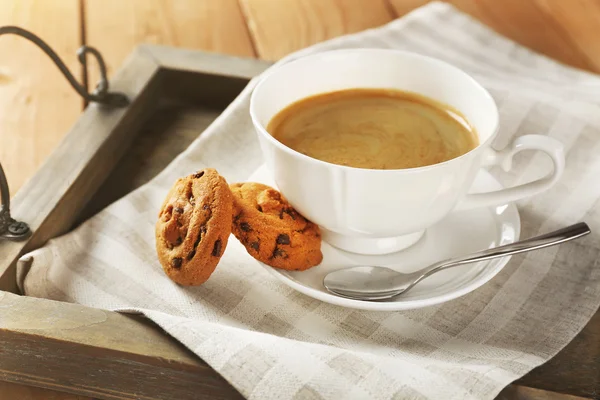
[{"xmin": 252, "ymin": 168, "xmax": 521, "ymax": 311}]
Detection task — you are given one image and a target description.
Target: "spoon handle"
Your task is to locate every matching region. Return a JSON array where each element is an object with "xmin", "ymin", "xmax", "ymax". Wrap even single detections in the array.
[{"xmin": 421, "ymin": 222, "xmax": 591, "ymax": 279}]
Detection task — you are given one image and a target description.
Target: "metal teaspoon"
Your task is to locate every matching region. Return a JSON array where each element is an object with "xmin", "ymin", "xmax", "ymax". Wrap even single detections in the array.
[{"xmin": 323, "ymin": 222, "xmax": 591, "ymax": 301}]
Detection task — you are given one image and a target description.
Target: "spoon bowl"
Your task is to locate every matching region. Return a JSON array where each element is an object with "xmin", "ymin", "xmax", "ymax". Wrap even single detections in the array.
[{"xmin": 324, "ymin": 266, "xmax": 420, "ymax": 301}]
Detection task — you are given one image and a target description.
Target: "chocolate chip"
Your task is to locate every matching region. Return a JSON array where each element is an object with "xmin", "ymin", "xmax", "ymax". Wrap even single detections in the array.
[
  {"xmin": 285, "ymin": 209, "xmax": 296, "ymax": 220},
  {"xmin": 272, "ymin": 247, "xmax": 287, "ymax": 258},
  {"xmin": 240, "ymin": 222, "xmax": 251, "ymax": 232},
  {"xmin": 186, "ymin": 250, "xmax": 196, "ymax": 260},
  {"xmin": 280, "ymin": 208, "xmax": 296, "ymax": 220},
  {"xmin": 192, "ymin": 230, "xmax": 203, "ymax": 249},
  {"xmin": 212, "ymin": 239, "xmax": 222, "ymax": 257},
  {"xmin": 194, "ymin": 171, "xmax": 205, "ymax": 178},
  {"xmin": 171, "ymin": 258, "xmax": 182, "ymax": 268},
  {"xmin": 250, "ymin": 241, "xmax": 260, "ymax": 251},
  {"xmin": 276, "ymin": 234, "xmax": 290, "ymax": 245},
  {"xmin": 257, "ymin": 205, "xmax": 263, "ymax": 213},
  {"xmin": 174, "ymin": 207, "xmax": 184, "ymax": 214}
]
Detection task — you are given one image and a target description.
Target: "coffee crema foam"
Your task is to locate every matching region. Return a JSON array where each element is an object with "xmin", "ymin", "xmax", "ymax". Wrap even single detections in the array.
[{"xmin": 268, "ymin": 88, "xmax": 478, "ymax": 170}]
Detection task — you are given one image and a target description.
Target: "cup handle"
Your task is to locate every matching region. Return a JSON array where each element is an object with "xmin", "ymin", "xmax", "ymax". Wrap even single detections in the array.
[{"xmin": 457, "ymin": 135, "xmax": 565, "ymax": 210}]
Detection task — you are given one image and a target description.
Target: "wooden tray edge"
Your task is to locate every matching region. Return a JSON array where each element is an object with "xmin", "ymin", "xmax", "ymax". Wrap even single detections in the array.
[{"xmin": 0, "ymin": 46, "xmax": 161, "ymax": 293}]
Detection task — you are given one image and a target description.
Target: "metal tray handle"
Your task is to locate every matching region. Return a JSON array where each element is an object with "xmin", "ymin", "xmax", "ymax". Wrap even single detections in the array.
[{"xmin": 0, "ymin": 26, "xmax": 130, "ymax": 241}]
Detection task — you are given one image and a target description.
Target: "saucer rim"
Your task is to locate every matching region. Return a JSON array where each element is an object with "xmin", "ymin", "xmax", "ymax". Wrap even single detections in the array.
[{"xmin": 259, "ymin": 170, "xmax": 521, "ymax": 311}]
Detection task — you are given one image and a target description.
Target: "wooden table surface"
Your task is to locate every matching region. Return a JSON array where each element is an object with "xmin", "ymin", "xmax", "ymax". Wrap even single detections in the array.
[{"xmin": 0, "ymin": 1, "xmax": 598, "ymax": 399}]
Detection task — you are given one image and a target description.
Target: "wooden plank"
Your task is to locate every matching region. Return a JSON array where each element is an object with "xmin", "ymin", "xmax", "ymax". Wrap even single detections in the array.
[
  {"xmin": 532, "ymin": 0, "xmax": 600, "ymax": 72},
  {"xmin": 140, "ymin": 44, "xmax": 271, "ymax": 108},
  {"xmin": 0, "ymin": 291, "xmax": 243, "ymax": 400},
  {"xmin": 388, "ymin": 0, "xmax": 600, "ymax": 73},
  {"xmin": 84, "ymin": 0, "xmax": 256, "ymax": 86},
  {"xmin": 496, "ymin": 385, "xmax": 591, "ymax": 400},
  {"xmin": 239, "ymin": 0, "xmax": 395, "ymax": 60},
  {"xmin": 514, "ymin": 310, "xmax": 600, "ymax": 398},
  {"xmin": 0, "ymin": 48, "xmax": 161, "ymax": 294},
  {"xmin": 386, "ymin": 0, "xmax": 430, "ymax": 16},
  {"xmin": 78, "ymin": 100, "xmax": 222, "ymax": 222},
  {"xmin": 0, "ymin": 381, "xmax": 90, "ymax": 400},
  {"xmin": 0, "ymin": 288, "xmax": 593, "ymax": 400},
  {"xmin": 142, "ymin": 44, "xmax": 270, "ymax": 79},
  {"xmin": 0, "ymin": 0, "xmax": 81, "ymax": 194}
]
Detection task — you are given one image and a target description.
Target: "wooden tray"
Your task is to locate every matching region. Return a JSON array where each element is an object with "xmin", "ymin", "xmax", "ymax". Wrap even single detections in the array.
[{"xmin": 0, "ymin": 45, "xmax": 597, "ymax": 400}]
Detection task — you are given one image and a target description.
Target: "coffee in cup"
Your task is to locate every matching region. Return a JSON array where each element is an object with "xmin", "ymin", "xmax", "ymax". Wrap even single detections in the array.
[{"xmin": 267, "ymin": 88, "xmax": 478, "ymax": 170}]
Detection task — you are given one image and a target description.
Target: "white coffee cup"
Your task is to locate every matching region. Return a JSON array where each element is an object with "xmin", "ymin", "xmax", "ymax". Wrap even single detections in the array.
[{"xmin": 250, "ymin": 49, "xmax": 564, "ymax": 255}]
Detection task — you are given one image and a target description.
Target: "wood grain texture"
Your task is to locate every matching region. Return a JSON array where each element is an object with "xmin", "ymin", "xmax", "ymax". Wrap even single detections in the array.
[
  {"xmin": 239, "ymin": 0, "xmax": 395, "ymax": 60},
  {"xmin": 0, "ymin": 291, "xmax": 243, "ymax": 400},
  {"xmin": 84, "ymin": 0, "xmax": 256, "ymax": 86},
  {"xmin": 0, "ymin": 381, "xmax": 90, "ymax": 400},
  {"xmin": 514, "ymin": 310, "xmax": 600, "ymax": 399},
  {"xmin": 496, "ymin": 385, "xmax": 591, "ymax": 400},
  {"xmin": 533, "ymin": 0, "xmax": 600, "ymax": 72},
  {"xmin": 388, "ymin": 0, "xmax": 600, "ymax": 73},
  {"xmin": 78, "ymin": 101, "xmax": 222, "ymax": 222},
  {"xmin": 1, "ymin": 290, "xmax": 587, "ymax": 400},
  {"xmin": 0, "ymin": 48, "xmax": 161, "ymax": 294},
  {"xmin": 142, "ymin": 44, "xmax": 270, "ymax": 79},
  {"xmin": 0, "ymin": 0, "xmax": 81, "ymax": 194}
]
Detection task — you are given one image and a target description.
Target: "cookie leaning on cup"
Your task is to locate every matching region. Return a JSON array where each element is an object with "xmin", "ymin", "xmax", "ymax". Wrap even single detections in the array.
[
  {"xmin": 155, "ymin": 168, "xmax": 232, "ymax": 285},
  {"xmin": 230, "ymin": 182, "xmax": 323, "ymax": 271}
]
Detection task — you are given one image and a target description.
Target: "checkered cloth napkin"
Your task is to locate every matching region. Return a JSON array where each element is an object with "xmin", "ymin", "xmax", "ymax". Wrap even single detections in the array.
[{"xmin": 19, "ymin": 3, "xmax": 600, "ymax": 399}]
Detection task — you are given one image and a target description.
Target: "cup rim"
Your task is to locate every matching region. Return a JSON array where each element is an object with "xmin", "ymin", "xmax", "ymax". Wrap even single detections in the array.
[{"xmin": 249, "ymin": 48, "xmax": 500, "ymax": 174}]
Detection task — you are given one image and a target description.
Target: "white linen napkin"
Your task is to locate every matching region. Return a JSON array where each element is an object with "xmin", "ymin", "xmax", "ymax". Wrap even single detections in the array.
[{"xmin": 19, "ymin": 3, "xmax": 600, "ymax": 399}]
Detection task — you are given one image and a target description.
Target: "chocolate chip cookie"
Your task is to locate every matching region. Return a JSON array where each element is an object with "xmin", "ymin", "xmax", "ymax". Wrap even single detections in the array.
[
  {"xmin": 156, "ymin": 168, "xmax": 232, "ymax": 285},
  {"xmin": 230, "ymin": 182, "xmax": 322, "ymax": 271}
]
